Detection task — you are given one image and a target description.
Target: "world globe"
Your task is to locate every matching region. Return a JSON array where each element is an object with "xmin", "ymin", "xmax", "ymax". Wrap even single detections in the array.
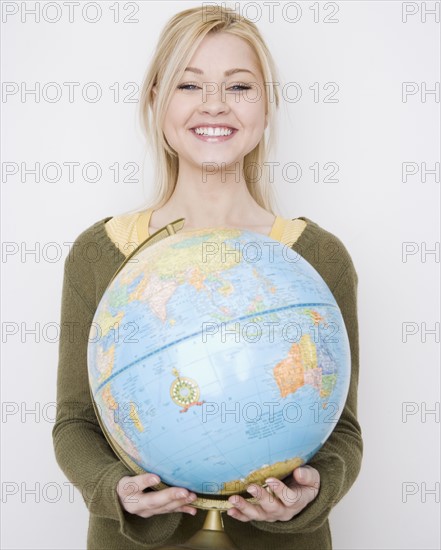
[{"xmin": 87, "ymin": 226, "xmax": 351, "ymax": 502}]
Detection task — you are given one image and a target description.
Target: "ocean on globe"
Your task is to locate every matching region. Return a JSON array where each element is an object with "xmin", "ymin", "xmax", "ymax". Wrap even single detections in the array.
[{"xmin": 87, "ymin": 227, "xmax": 351, "ymax": 496}]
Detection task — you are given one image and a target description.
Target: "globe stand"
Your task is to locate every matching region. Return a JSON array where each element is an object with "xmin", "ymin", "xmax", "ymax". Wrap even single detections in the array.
[{"xmin": 157, "ymin": 509, "xmax": 238, "ymax": 550}]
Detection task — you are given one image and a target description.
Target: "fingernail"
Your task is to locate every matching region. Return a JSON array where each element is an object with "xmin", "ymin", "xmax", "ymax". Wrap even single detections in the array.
[
  {"xmin": 149, "ymin": 476, "xmax": 160, "ymax": 484},
  {"xmin": 177, "ymin": 491, "xmax": 187, "ymax": 498},
  {"xmin": 266, "ymin": 478, "xmax": 278, "ymax": 491},
  {"xmin": 247, "ymin": 486, "xmax": 257, "ymax": 495},
  {"xmin": 298, "ymin": 468, "xmax": 305, "ymax": 480}
]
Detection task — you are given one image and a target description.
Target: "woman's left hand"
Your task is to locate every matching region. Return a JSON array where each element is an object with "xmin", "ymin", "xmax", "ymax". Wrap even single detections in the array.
[{"xmin": 226, "ymin": 465, "xmax": 320, "ymax": 522}]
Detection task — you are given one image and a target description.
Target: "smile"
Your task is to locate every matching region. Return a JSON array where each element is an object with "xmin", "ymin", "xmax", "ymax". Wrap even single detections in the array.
[{"xmin": 190, "ymin": 127, "xmax": 237, "ymax": 142}]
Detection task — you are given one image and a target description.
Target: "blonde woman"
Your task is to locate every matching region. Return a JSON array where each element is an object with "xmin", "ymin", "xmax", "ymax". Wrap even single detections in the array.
[{"xmin": 53, "ymin": 6, "xmax": 362, "ymax": 549}]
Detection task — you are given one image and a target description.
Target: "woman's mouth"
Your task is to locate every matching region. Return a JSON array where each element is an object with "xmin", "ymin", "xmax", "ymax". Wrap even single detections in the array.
[{"xmin": 190, "ymin": 126, "xmax": 238, "ymax": 142}]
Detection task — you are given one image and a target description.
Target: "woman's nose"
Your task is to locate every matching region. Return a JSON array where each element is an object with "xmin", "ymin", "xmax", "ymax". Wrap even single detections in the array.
[{"xmin": 197, "ymin": 83, "xmax": 231, "ymax": 115}]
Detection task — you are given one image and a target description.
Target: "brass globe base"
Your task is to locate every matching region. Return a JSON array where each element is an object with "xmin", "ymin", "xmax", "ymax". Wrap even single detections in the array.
[{"xmin": 157, "ymin": 510, "xmax": 238, "ymax": 550}]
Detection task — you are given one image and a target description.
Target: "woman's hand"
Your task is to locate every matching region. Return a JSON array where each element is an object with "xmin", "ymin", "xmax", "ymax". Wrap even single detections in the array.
[
  {"xmin": 226, "ymin": 465, "xmax": 320, "ymax": 523},
  {"xmin": 116, "ymin": 472, "xmax": 198, "ymax": 518}
]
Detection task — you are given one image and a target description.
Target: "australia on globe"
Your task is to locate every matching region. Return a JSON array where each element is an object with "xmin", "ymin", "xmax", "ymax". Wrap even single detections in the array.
[{"xmin": 87, "ymin": 227, "xmax": 351, "ymax": 497}]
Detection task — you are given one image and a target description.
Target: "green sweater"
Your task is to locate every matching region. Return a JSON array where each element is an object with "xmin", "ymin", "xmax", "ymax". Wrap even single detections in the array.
[{"xmin": 52, "ymin": 214, "xmax": 363, "ymax": 550}]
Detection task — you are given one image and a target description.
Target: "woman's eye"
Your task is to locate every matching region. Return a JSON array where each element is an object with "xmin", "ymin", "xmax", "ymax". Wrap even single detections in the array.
[
  {"xmin": 230, "ymin": 84, "xmax": 252, "ymax": 91},
  {"xmin": 177, "ymin": 84, "xmax": 200, "ymax": 91},
  {"xmin": 177, "ymin": 83, "xmax": 252, "ymax": 92}
]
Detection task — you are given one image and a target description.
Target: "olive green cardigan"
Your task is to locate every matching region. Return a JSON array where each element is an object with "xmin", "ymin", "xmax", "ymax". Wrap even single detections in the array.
[{"xmin": 52, "ymin": 214, "xmax": 363, "ymax": 550}]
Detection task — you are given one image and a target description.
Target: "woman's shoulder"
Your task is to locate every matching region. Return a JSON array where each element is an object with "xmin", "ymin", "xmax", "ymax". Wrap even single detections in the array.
[
  {"xmin": 66, "ymin": 214, "xmax": 115, "ymax": 258},
  {"xmin": 67, "ymin": 208, "xmax": 145, "ymax": 255},
  {"xmin": 292, "ymin": 215, "xmax": 358, "ymax": 290},
  {"xmin": 63, "ymin": 213, "xmax": 135, "ymax": 302}
]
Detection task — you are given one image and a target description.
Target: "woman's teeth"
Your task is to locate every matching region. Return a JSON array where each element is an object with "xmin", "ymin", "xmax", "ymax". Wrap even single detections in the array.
[{"xmin": 193, "ymin": 127, "xmax": 233, "ymax": 136}]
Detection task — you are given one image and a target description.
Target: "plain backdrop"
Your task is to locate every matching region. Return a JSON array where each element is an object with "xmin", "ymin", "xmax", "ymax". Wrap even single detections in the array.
[{"xmin": 1, "ymin": 1, "xmax": 440, "ymax": 549}]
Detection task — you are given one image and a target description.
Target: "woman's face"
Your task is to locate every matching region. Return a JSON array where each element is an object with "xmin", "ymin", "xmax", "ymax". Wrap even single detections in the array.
[{"xmin": 161, "ymin": 32, "xmax": 267, "ymax": 172}]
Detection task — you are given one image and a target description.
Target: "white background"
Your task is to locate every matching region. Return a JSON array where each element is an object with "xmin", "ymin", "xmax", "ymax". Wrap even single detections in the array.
[{"xmin": 1, "ymin": 1, "xmax": 440, "ymax": 549}]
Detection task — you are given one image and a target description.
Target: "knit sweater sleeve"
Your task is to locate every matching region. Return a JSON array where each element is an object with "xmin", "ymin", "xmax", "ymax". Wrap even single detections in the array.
[
  {"xmin": 249, "ymin": 256, "xmax": 363, "ymax": 535},
  {"xmin": 52, "ymin": 247, "xmax": 183, "ymax": 547}
]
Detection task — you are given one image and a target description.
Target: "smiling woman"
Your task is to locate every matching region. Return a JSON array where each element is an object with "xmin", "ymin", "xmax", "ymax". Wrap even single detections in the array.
[
  {"xmin": 52, "ymin": 5, "xmax": 363, "ymax": 550},
  {"xmin": 150, "ymin": 28, "xmax": 271, "ymax": 231},
  {"xmin": 136, "ymin": 7, "xmax": 282, "ymax": 233}
]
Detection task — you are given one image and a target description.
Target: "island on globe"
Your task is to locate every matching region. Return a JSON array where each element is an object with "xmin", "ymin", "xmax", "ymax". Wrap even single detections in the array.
[{"xmin": 87, "ymin": 227, "xmax": 351, "ymax": 497}]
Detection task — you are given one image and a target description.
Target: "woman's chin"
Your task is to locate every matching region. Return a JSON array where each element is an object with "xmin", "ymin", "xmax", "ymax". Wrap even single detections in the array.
[{"xmin": 189, "ymin": 155, "xmax": 244, "ymax": 173}]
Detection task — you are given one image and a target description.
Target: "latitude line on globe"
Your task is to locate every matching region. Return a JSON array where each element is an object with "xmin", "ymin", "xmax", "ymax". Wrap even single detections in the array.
[{"xmin": 93, "ymin": 301, "xmax": 338, "ymax": 395}]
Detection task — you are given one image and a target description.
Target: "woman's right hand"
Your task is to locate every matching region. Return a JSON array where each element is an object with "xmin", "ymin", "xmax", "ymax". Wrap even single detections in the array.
[{"xmin": 116, "ymin": 472, "xmax": 198, "ymax": 518}]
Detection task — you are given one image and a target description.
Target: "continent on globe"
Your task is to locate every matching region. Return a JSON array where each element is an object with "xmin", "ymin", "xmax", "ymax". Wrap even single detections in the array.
[
  {"xmin": 221, "ymin": 456, "xmax": 305, "ymax": 495},
  {"xmin": 273, "ymin": 333, "xmax": 321, "ymax": 397}
]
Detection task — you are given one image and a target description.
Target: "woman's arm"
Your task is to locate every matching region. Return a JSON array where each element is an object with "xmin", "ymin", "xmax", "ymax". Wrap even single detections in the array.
[{"xmin": 52, "ymin": 243, "xmax": 185, "ymax": 547}]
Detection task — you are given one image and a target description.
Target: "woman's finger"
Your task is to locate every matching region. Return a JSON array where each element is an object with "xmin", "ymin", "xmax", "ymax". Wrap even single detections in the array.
[
  {"xmin": 138, "ymin": 486, "xmax": 197, "ymax": 513},
  {"xmin": 226, "ymin": 506, "xmax": 253, "ymax": 522},
  {"xmin": 293, "ymin": 466, "xmax": 320, "ymax": 490},
  {"xmin": 118, "ymin": 472, "xmax": 160, "ymax": 496},
  {"xmin": 245, "ymin": 484, "xmax": 281, "ymax": 513},
  {"xmin": 175, "ymin": 505, "xmax": 197, "ymax": 516},
  {"xmin": 227, "ymin": 494, "xmax": 269, "ymax": 522},
  {"xmin": 264, "ymin": 477, "xmax": 303, "ymax": 508}
]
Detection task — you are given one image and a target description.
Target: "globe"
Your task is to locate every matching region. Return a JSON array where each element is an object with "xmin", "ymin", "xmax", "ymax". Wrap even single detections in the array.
[{"xmin": 87, "ymin": 227, "xmax": 351, "ymax": 500}]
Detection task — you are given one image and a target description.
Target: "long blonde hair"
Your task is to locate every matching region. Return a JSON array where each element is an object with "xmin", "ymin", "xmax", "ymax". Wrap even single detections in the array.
[{"xmin": 135, "ymin": 5, "xmax": 281, "ymax": 215}]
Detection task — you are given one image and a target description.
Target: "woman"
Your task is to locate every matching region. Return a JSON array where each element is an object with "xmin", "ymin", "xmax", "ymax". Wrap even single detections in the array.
[{"xmin": 53, "ymin": 6, "xmax": 362, "ymax": 549}]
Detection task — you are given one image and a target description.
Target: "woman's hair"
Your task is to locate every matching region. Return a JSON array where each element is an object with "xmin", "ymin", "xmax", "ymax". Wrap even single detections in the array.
[{"xmin": 136, "ymin": 5, "xmax": 281, "ymax": 215}]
